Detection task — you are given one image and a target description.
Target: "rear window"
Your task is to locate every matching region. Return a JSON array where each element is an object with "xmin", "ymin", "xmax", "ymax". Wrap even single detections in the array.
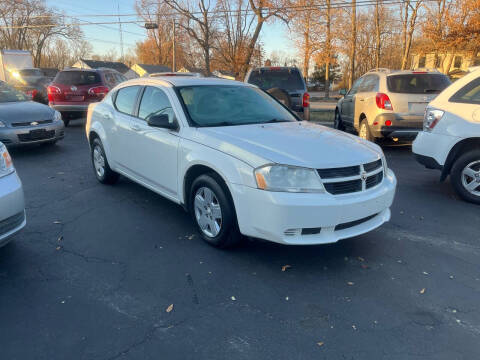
[
  {"xmin": 387, "ymin": 74, "xmax": 451, "ymax": 94},
  {"xmin": 247, "ymin": 69, "xmax": 305, "ymax": 91},
  {"xmin": 54, "ymin": 71, "xmax": 101, "ymax": 86},
  {"xmin": 449, "ymin": 77, "xmax": 480, "ymax": 104}
]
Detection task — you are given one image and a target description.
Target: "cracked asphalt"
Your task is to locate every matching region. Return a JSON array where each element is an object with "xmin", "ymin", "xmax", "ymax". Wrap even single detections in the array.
[{"xmin": 1, "ymin": 120, "xmax": 479, "ymax": 359}]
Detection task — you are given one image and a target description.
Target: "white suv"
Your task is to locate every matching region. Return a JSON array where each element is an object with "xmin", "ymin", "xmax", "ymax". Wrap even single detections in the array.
[
  {"xmin": 86, "ymin": 77, "xmax": 396, "ymax": 248},
  {"xmin": 413, "ymin": 69, "xmax": 480, "ymax": 204}
]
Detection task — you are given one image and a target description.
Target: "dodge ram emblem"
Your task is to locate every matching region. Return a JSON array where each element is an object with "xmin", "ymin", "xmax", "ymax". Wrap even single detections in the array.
[{"xmin": 361, "ymin": 171, "xmax": 368, "ymax": 181}]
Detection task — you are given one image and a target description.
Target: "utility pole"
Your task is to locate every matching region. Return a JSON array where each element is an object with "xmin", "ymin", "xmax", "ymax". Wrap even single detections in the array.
[
  {"xmin": 118, "ymin": 1, "xmax": 124, "ymax": 62},
  {"xmin": 348, "ymin": 0, "xmax": 357, "ymax": 88},
  {"xmin": 172, "ymin": 19, "xmax": 176, "ymax": 71}
]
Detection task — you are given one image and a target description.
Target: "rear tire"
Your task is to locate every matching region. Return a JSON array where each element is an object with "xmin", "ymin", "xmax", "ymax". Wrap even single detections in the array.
[
  {"xmin": 91, "ymin": 138, "xmax": 119, "ymax": 185},
  {"xmin": 190, "ymin": 174, "xmax": 241, "ymax": 248},
  {"xmin": 334, "ymin": 110, "xmax": 345, "ymax": 131},
  {"xmin": 450, "ymin": 150, "xmax": 480, "ymax": 204},
  {"xmin": 359, "ymin": 119, "xmax": 374, "ymax": 142}
]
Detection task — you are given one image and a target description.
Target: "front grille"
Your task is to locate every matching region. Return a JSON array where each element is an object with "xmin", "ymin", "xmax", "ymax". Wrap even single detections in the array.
[
  {"xmin": 11, "ymin": 120, "xmax": 53, "ymax": 127},
  {"xmin": 0, "ymin": 211, "xmax": 25, "ymax": 236},
  {"xmin": 18, "ymin": 130, "xmax": 55, "ymax": 142},
  {"xmin": 335, "ymin": 213, "xmax": 378, "ymax": 231},
  {"xmin": 324, "ymin": 179, "xmax": 362, "ymax": 195},
  {"xmin": 318, "ymin": 158, "xmax": 384, "ymax": 195},
  {"xmin": 364, "ymin": 159, "xmax": 382, "ymax": 172},
  {"xmin": 317, "ymin": 165, "xmax": 360, "ymax": 179},
  {"xmin": 366, "ymin": 172, "xmax": 383, "ymax": 189}
]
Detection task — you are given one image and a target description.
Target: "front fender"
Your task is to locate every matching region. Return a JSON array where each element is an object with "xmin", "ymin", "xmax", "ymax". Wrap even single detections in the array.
[{"xmin": 178, "ymin": 138, "xmax": 255, "ymax": 204}]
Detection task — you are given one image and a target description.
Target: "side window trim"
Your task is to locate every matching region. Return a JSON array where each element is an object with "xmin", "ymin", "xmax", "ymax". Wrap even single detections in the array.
[
  {"xmin": 137, "ymin": 85, "xmax": 179, "ymax": 124},
  {"xmin": 133, "ymin": 86, "xmax": 146, "ymax": 118},
  {"xmin": 449, "ymin": 77, "xmax": 480, "ymax": 105}
]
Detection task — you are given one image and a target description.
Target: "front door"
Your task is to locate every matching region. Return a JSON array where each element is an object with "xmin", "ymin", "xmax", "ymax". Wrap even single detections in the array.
[
  {"xmin": 341, "ymin": 77, "xmax": 364, "ymax": 126},
  {"xmin": 128, "ymin": 86, "xmax": 180, "ymax": 198}
]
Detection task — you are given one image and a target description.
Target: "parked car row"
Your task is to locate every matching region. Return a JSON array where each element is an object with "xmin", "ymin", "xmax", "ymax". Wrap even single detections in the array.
[{"xmin": 334, "ymin": 67, "xmax": 480, "ymax": 204}]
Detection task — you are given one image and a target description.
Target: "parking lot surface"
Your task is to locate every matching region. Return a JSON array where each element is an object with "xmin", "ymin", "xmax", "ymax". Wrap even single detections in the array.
[{"xmin": 1, "ymin": 121, "xmax": 479, "ymax": 360}]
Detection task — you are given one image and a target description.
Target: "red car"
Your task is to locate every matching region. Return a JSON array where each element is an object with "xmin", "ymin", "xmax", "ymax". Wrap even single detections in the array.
[{"xmin": 48, "ymin": 68, "xmax": 126, "ymax": 126}]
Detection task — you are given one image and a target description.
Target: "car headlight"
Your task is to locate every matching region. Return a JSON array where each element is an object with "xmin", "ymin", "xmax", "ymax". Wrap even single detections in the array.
[
  {"xmin": 254, "ymin": 165, "xmax": 325, "ymax": 193},
  {"xmin": 54, "ymin": 111, "xmax": 62, "ymax": 122},
  {"xmin": 0, "ymin": 143, "xmax": 14, "ymax": 178},
  {"xmin": 0, "ymin": 120, "xmax": 5, "ymax": 127},
  {"xmin": 381, "ymin": 155, "xmax": 388, "ymax": 171}
]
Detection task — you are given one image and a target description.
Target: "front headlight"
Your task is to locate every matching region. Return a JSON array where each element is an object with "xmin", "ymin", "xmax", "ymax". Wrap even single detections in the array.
[
  {"xmin": 381, "ymin": 155, "xmax": 388, "ymax": 171},
  {"xmin": 54, "ymin": 111, "xmax": 62, "ymax": 122},
  {"xmin": 0, "ymin": 120, "xmax": 5, "ymax": 127},
  {"xmin": 0, "ymin": 143, "xmax": 14, "ymax": 178},
  {"xmin": 254, "ymin": 165, "xmax": 325, "ymax": 193}
]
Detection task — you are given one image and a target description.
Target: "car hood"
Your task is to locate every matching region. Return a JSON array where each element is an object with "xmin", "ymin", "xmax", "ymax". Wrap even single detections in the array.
[
  {"xmin": 0, "ymin": 101, "xmax": 54, "ymax": 125},
  {"xmin": 192, "ymin": 121, "xmax": 383, "ymax": 168}
]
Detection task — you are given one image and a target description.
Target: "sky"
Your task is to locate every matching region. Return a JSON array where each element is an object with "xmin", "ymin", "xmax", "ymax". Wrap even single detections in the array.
[{"xmin": 45, "ymin": 0, "xmax": 295, "ymax": 61}]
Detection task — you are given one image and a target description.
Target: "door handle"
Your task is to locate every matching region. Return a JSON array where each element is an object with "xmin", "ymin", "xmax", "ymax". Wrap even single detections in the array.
[
  {"xmin": 359, "ymin": 98, "xmax": 365, "ymax": 102},
  {"xmin": 130, "ymin": 124, "xmax": 141, "ymax": 131}
]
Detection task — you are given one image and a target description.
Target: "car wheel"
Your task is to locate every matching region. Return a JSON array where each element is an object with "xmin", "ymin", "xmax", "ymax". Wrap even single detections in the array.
[
  {"xmin": 190, "ymin": 174, "xmax": 241, "ymax": 248},
  {"xmin": 91, "ymin": 138, "xmax": 119, "ymax": 185},
  {"xmin": 359, "ymin": 119, "xmax": 374, "ymax": 142},
  {"xmin": 451, "ymin": 150, "xmax": 480, "ymax": 204},
  {"xmin": 334, "ymin": 110, "xmax": 345, "ymax": 131}
]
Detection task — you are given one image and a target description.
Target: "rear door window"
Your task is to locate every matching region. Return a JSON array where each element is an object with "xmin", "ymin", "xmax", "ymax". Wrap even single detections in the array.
[
  {"xmin": 114, "ymin": 86, "xmax": 141, "ymax": 115},
  {"xmin": 247, "ymin": 69, "xmax": 304, "ymax": 91},
  {"xmin": 54, "ymin": 71, "xmax": 101, "ymax": 86},
  {"xmin": 449, "ymin": 77, "xmax": 480, "ymax": 104},
  {"xmin": 387, "ymin": 74, "xmax": 450, "ymax": 94},
  {"xmin": 358, "ymin": 75, "xmax": 379, "ymax": 92}
]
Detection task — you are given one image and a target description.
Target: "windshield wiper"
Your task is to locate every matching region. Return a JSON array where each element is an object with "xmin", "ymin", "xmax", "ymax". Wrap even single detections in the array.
[
  {"xmin": 263, "ymin": 118, "xmax": 292, "ymax": 124},
  {"xmin": 424, "ymin": 89, "xmax": 440, "ymax": 93}
]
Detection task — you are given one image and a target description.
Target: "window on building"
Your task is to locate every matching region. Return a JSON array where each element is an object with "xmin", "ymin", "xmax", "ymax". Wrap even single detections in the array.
[
  {"xmin": 418, "ymin": 56, "xmax": 426, "ymax": 68},
  {"xmin": 454, "ymin": 56, "xmax": 463, "ymax": 68},
  {"xmin": 435, "ymin": 55, "xmax": 442, "ymax": 68}
]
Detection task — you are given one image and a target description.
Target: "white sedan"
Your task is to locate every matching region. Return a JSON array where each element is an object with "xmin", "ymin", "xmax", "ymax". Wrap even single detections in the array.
[{"xmin": 86, "ymin": 77, "xmax": 396, "ymax": 248}]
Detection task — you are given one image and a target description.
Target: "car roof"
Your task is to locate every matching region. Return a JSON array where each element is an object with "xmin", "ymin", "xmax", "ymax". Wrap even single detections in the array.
[
  {"xmin": 364, "ymin": 68, "xmax": 444, "ymax": 77},
  {"xmin": 117, "ymin": 76, "xmax": 250, "ymax": 88}
]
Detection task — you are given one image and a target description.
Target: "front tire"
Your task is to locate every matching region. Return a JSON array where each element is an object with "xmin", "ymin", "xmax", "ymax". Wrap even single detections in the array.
[
  {"xmin": 190, "ymin": 174, "xmax": 241, "ymax": 248},
  {"xmin": 91, "ymin": 138, "xmax": 119, "ymax": 185},
  {"xmin": 451, "ymin": 150, "xmax": 480, "ymax": 204}
]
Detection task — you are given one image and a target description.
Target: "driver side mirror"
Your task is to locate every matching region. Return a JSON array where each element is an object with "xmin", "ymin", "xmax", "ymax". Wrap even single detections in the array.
[
  {"xmin": 147, "ymin": 114, "xmax": 178, "ymax": 130},
  {"xmin": 339, "ymin": 88, "xmax": 347, "ymax": 96}
]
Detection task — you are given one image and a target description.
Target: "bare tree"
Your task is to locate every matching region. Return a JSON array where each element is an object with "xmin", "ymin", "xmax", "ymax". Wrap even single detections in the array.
[
  {"xmin": 400, "ymin": 0, "xmax": 423, "ymax": 70},
  {"xmin": 348, "ymin": 0, "xmax": 356, "ymax": 88}
]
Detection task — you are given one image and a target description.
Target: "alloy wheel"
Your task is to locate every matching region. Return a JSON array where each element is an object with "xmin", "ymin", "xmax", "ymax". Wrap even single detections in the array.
[
  {"xmin": 359, "ymin": 123, "xmax": 367, "ymax": 139},
  {"xmin": 194, "ymin": 187, "xmax": 223, "ymax": 238},
  {"xmin": 461, "ymin": 160, "xmax": 480, "ymax": 196},
  {"xmin": 93, "ymin": 145, "xmax": 105, "ymax": 178}
]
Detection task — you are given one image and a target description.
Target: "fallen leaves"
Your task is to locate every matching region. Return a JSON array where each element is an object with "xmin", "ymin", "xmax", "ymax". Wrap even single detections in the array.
[
  {"xmin": 420, "ymin": 288, "xmax": 426, "ymax": 294},
  {"xmin": 281, "ymin": 265, "xmax": 291, "ymax": 272},
  {"xmin": 317, "ymin": 341, "xmax": 324, "ymax": 347},
  {"xmin": 53, "ymin": 220, "xmax": 62, "ymax": 224},
  {"xmin": 231, "ymin": 296, "xmax": 236, "ymax": 301},
  {"xmin": 166, "ymin": 304, "xmax": 174, "ymax": 313},
  {"xmin": 347, "ymin": 281, "xmax": 354, "ymax": 286},
  {"xmin": 357, "ymin": 257, "xmax": 365, "ymax": 262}
]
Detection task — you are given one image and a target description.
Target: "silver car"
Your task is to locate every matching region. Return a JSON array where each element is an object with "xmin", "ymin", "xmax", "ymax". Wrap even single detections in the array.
[
  {"xmin": 0, "ymin": 81, "xmax": 64, "ymax": 146},
  {"xmin": 0, "ymin": 142, "xmax": 26, "ymax": 247},
  {"xmin": 335, "ymin": 69, "xmax": 451, "ymax": 142}
]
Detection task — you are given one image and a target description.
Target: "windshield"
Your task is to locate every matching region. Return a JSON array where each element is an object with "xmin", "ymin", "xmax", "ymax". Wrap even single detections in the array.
[
  {"xmin": 54, "ymin": 71, "xmax": 101, "ymax": 86},
  {"xmin": 387, "ymin": 74, "xmax": 451, "ymax": 94},
  {"xmin": 178, "ymin": 85, "xmax": 298, "ymax": 127},
  {"xmin": 0, "ymin": 81, "xmax": 28, "ymax": 102},
  {"xmin": 247, "ymin": 69, "xmax": 305, "ymax": 91}
]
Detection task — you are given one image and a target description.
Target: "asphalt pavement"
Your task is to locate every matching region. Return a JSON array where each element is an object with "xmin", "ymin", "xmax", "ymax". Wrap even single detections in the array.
[{"xmin": 1, "ymin": 120, "xmax": 479, "ymax": 360}]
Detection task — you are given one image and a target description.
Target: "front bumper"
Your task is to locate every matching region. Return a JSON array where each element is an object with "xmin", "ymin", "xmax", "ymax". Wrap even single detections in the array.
[
  {"xmin": 231, "ymin": 169, "xmax": 397, "ymax": 245},
  {"xmin": 0, "ymin": 121, "xmax": 65, "ymax": 146},
  {"xmin": 370, "ymin": 113, "xmax": 423, "ymax": 140},
  {"xmin": 0, "ymin": 172, "xmax": 26, "ymax": 246}
]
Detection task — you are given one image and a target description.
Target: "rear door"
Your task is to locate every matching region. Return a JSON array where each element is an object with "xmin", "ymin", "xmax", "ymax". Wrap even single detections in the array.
[
  {"xmin": 385, "ymin": 73, "xmax": 451, "ymax": 116},
  {"xmin": 355, "ymin": 74, "xmax": 379, "ymax": 123},
  {"xmin": 447, "ymin": 76, "xmax": 480, "ymax": 124},
  {"xmin": 110, "ymin": 85, "xmax": 142, "ymax": 172}
]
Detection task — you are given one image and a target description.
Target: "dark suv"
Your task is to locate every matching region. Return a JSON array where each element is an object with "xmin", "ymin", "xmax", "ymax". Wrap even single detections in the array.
[
  {"xmin": 48, "ymin": 68, "xmax": 126, "ymax": 126},
  {"xmin": 245, "ymin": 67, "xmax": 310, "ymax": 120}
]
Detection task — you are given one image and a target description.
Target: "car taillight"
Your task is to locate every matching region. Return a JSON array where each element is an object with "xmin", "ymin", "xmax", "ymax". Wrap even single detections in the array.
[
  {"xmin": 424, "ymin": 108, "xmax": 444, "ymax": 131},
  {"xmin": 303, "ymin": 92, "xmax": 310, "ymax": 108},
  {"xmin": 25, "ymin": 89, "xmax": 37, "ymax": 99},
  {"xmin": 375, "ymin": 93, "xmax": 393, "ymax": 111},
  {"xmin": 47, "ymin": 86, "xmax": 61, "ymax": 102},
  {"xmin": 88, "ymin": 86, "xmax": 109, "ymax": 97}
]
